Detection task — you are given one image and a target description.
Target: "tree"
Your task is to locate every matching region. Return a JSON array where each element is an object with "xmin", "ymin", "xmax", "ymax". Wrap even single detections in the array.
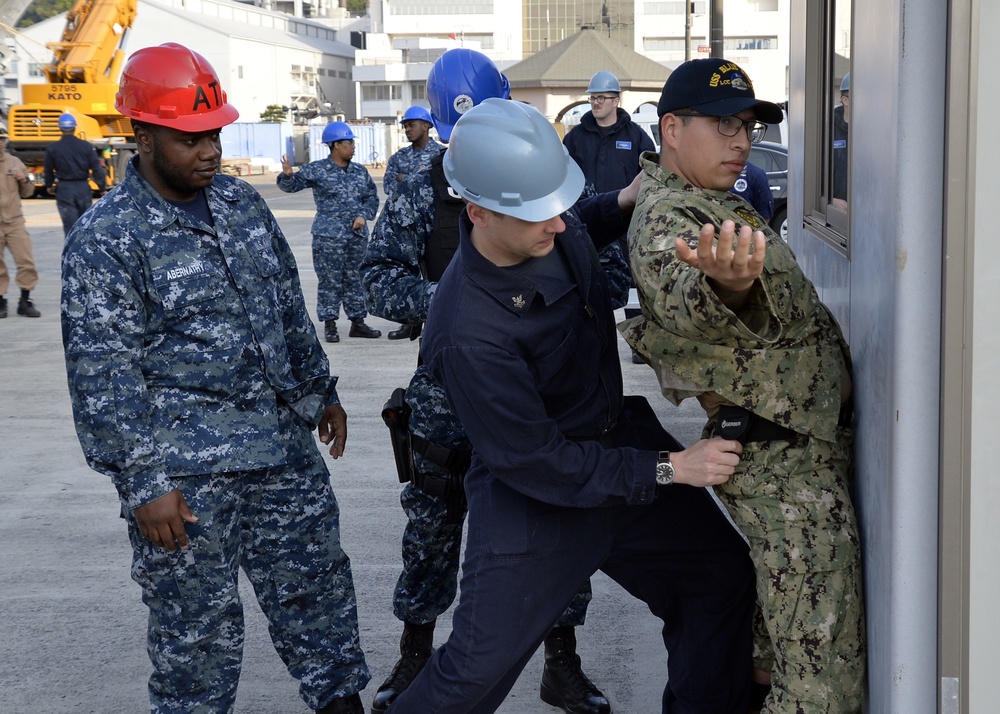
[
  {"xmin": 345, "ymin": 0, "xmax": 367, "ymax": 14},
  {"xmin": 260, "ymin": 104, "xmax": 288, "ymax": 122},
  {"xmin": 18, "ymin": 0, "xmax": 75, "ymax": 27}
]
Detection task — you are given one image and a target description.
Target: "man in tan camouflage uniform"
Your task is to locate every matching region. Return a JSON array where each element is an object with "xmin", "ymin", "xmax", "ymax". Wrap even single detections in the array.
[{"xmin": 622, "ymin": 58, "xmax": 865, "ymax": 713}]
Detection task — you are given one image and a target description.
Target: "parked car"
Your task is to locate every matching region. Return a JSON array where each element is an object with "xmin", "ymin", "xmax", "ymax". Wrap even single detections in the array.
[{"xmin": 748, "ymin": 140, "xmax": 789, "ymax": 240}]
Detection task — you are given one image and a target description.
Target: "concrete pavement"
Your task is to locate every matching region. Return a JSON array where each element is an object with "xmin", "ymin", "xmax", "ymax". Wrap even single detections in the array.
[{"xmin": 0, "ymin": 169, "xmax": 715, "ymax": 713}]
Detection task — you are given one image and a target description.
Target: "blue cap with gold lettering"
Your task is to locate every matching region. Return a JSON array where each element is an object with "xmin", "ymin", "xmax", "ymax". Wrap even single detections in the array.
[{"xmin": 657, "ymin": 58, "xmax": 783, "ymax": 123}]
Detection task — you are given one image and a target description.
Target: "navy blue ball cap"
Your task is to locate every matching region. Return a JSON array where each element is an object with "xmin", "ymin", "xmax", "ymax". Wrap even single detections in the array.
[{"xmin": 657, "ymin": 58, "xmax": 783, "ymax": 124}]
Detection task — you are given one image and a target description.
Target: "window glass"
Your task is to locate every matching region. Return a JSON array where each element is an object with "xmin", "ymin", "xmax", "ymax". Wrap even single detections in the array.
[
  {"xmin": 825, "ymin": 0, "xmax": 851, "ymax": 237},
  {"xmin": 804, "ymin": 0, "xmax": 850, "ymax": 254},
  {"xmin": 749, "ymin": 146, "xmax": 774, "ymax": 172}
]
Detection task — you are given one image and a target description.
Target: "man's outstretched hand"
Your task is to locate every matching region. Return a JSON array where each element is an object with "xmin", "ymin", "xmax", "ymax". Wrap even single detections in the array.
[{"xmin": 675, "ymin": 220, "xmax": 766, "ymax": 300}]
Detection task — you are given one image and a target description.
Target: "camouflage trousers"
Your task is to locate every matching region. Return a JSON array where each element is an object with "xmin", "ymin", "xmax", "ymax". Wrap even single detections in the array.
[
  {"xmin": 711, "ymin": 426, "xmax": 866, "ymax": 714},
  {"xmin": 312, "ymin": 232, "xmax": 368, "ymax": 322},
  {"xmin": 125, "ymin": 454, "xmax": 370, "ymax": 713},
  {"xmin": 393, "ymin": 480, "xmax": 591, "ymax": 628}
]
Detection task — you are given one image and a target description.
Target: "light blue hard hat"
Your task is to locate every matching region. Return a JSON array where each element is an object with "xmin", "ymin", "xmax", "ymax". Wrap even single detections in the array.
[
  {"xmin": 58, "ymin": 113, "xmax": 77, "ymax": 129},
  {"xmin": 840, "ymin": 72, "xmax": 850, "ymax": 94},
  {"xmin": 443, "ymin": 98, "xmax": 584, "ymax": 223},
  {"xmin": 586, "ymin": 71, "xmax": 621, "ymax": 94}
]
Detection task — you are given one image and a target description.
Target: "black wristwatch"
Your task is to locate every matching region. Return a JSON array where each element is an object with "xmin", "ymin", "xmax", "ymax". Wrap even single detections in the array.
[{"xmin": 655, "ymin": 451, "xmax": 675, "ymax": 486}]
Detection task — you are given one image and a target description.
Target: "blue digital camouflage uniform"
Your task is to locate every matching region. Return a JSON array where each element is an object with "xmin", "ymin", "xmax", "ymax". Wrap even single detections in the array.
[
  {"xmin": 622, "ymin": 154, "xmax": 865, "ymax": 714},
  {"xmin": 61, "ymin": 157, "xmax": 370, "ymax": 713},
  {"xmin": 383, "ymin": 139, "xmax": 444, "ymax": 201},
  {"xmin": 277, "ymin": 156, "xmax": 379, "ymax": 322},
  {"xmin": 361, "ymin": 161, "xmax": 629, "ymax": 627}
]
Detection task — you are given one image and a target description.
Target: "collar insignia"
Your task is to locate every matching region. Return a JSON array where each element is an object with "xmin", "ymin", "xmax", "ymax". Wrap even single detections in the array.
[
  {"xmin": 733, "ymin": 206, "xmax": 761, "ymax": 230},
  {"xmin": 512, "ymin": 294, "xmax": 525, "ymax": 309}
]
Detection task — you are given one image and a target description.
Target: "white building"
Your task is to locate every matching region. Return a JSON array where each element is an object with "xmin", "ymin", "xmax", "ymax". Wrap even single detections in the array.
[
  {"xmin": 5, "ymin": 0, "xmax": 790, "ymax": 127},
  {"xmin": 352, "ymin": 0, "xmax": 789, "ymax": 123},
  {"xmin": 6, "ymin": 0, "xmax": 359, "ymax": 122},
  {"xmin": 635, "ymin": 0, "xmax": 790, "ymax": 102}
]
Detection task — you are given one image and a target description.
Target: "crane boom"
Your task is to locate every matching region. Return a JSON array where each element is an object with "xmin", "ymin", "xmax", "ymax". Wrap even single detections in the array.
[
  {"xmin": 45, "ymin": 0, "xmax": 136, "ymax": 84},
  {"xmin": 6, "ymin": 0, "xmax": 139, "ymax": 193}
]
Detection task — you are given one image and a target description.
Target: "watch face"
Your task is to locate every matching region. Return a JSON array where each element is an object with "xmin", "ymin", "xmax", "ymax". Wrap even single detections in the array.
[{"xmin": 656, "ymin": 460, "xmax": 674, "ymax": 484}]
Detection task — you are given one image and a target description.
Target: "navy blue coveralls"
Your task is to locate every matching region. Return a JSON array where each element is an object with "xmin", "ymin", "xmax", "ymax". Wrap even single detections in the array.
[
  {"xmin": 562, "ymin": 109, "xmax": 655, "ymax": 194},
  {"xmin": 563, "ymin": 107, "xmax": 656, "ymax": 311},
  {"xmin": 389, "ymin": 198, "xmax": 755, "ymax": 713},
  {"xmin": 43, "ymin": 132, "xmax": 106, "ymax": 237}
]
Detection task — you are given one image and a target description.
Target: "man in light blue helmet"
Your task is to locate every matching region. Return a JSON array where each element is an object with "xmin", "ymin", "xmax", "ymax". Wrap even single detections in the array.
[
  {"xmin": 279, "ymin": 121, "xmax": 381, "ymax": 343},
  {"xmin": 382, "ymin": 105, "xmax": 443, "ymax": 340},
  {"xmin": 362, "ymin": 48, "xmax": 625, "ymax": 714},
  {"xmin": 43, "ymin": 112, "xmax": 107, "ymax": 237},
  {"xmin": 563, "ymin": 71, "xmax": 655, "ymax": 196},
  {"xmin": 387, "ymin": 97, "xmax": 754, "ymax": 714},
  {"xmin": 564, "ymin": 70, "xmax": 656, "ymax": 364}
]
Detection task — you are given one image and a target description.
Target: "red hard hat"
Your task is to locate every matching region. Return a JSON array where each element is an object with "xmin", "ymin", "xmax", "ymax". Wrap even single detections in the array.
[{"xmin": 115, "ymin": 43, "xmax": 239, "ymax": 132}]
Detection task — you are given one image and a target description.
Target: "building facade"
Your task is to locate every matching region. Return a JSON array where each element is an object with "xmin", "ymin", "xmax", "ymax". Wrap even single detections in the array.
[{"xmin": 354, "ymin": 0, "xmax": 789, "ymax": 123}]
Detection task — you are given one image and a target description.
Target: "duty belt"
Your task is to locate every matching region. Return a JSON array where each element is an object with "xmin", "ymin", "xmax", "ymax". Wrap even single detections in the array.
[
  {"xmin": 410, "ymin": 433, "xmax": 471, "ymax": 475},
  {"xmin": 715, "ymin": 405, "xmax": 799, "ymax": 445}
]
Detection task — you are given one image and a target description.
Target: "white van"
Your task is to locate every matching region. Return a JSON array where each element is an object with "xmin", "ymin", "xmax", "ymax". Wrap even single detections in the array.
[{"xmin": 631, "ymin": 105, "xmax": 661, "ymax": 151}]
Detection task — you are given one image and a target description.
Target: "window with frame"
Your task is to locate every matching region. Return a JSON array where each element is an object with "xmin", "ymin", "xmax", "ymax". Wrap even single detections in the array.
[
  {"xmin": 362, "ymin": 83, "xmax": 403, "ymax": 102},
  {"xmin": 643, "ymin": 1, "xmax": 706, "ymax": 14},
  {"xmin": 803, "ymin": 0, "xmax": 851, "ymax": 255},
  {"xmin": 644, "ymin": 37, "xmax": 691, "ymax": 51},
  {"xmin": 725, "ymin": 37, "xmax": 778, "ymax": 51}
]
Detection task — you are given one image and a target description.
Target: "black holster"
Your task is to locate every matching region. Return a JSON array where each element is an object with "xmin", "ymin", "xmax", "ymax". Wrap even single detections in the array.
[
  {"xmin": 382, "ymin": 387, "xmax": 415, "ymax": 484},
  {"xmin": 716, "ymin": 404, "xmax": 798, "ymax": 445},
  {"xmin": 410, "ymin": 433, "xmax": 471, "ymax": 524},
  {"xmin": 381, "ymin": 387, "xmax": 471, "ymax": 524}
]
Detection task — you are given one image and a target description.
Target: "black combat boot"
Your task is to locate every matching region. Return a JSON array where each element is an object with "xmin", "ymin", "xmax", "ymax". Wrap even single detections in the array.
[
  {"xmin": 17, "ymin": 290, "xmax": 40, "ymax": 318},
  {"xmin": 370, "ymin": 620, "xmax": 435, "ymax": 713},
  {"xmin": 0, "ymin": 295, "xmax": 7, "ymax": 318},
  {"xmin": 349, "ymin": 318, "xmax": 381, "ymax": 338},
  {"xmin": 324, "ymin": 320, "xmax": 339, "ymax": 343},
  {"xmin": 540, "ymin": 626, "xmax": 612, "ymax": 714},
  {"xmin": 387, "ymin": 324, "xmax": 414, "ymax": 340},
  {"xmin": 316, "ymin": 692, "xmax": 363, "ymax": 714}
]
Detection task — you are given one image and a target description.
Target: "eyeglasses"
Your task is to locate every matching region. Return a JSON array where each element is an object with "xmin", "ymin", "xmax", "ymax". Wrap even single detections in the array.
[
  {"xmin": 673, "ymin": 111, "xmax": 767, "ymax": 144},
  {"xmin": 589, "ymin": 95, "xmax": 618, "ymax": 105}
]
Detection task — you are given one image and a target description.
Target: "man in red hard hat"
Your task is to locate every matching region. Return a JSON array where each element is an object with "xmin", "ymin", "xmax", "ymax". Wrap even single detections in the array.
[{"xmin": 60, "ymin": 42, "xmax": 370, "ymax": 714}]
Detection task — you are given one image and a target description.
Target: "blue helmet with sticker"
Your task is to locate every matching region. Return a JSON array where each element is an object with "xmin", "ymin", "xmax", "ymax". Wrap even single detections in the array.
[
  {"xmin": 401, "ymin": 105, "xmax": 432, "ymax": 124},
  {"xmin": 58, "ymin": 113, "xmax": 77, "ymax": 129},
  {"xmin": 426, "ymin": 49, "xmax": 510, "ymax": 142},
  {"xmin": 322, "ymin": 121, "xmax": 354, "ymax": 144}
]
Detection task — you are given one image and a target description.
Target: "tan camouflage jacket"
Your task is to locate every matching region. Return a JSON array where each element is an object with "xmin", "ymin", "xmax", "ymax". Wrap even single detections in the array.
[{"xmin": 621, "ymin": 153, "xmax": 850, "ymax": 442}]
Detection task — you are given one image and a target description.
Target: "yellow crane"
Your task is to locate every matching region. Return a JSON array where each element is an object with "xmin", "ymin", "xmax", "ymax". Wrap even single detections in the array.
[{"xmin": 7, "ymin": 0, "xmax": 137, "ymax": 193}]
